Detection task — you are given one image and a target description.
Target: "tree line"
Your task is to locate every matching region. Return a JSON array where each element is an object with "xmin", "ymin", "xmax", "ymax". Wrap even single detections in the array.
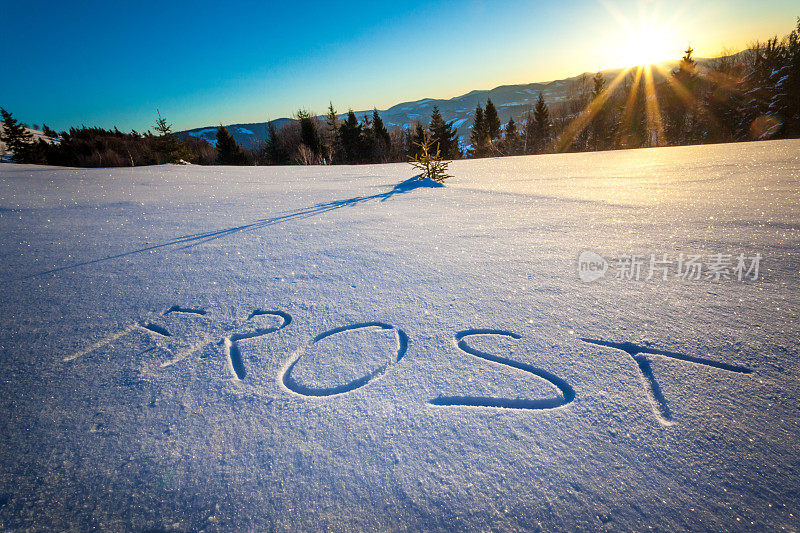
[
  {"xmin": 248, "ymin": 105, "xmax": 460, "ymax": 166},
  {"xmin": 0, "ymin": 109, "xmax": 215, "ymax": 167},
  {"xmin": 2, "ymin": 17, "xmax": 798, "ymax": 167}
]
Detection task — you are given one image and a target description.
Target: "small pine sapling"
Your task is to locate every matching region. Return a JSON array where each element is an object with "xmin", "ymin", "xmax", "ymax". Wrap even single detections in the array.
[{"xmin": 408, "ymin": 131, "xmax": 452, "ymax": 183}]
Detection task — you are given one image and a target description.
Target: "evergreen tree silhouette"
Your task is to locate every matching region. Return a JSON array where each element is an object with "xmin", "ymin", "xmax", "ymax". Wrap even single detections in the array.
[
  {"xmin": 42, "ymin": 124, "xmax": 58, "ymax": 138},
  {"xmin": 469, "ymin": 104, "xmax": 489, "ymax": 157},
  {"xmin": 590, "ymin": 71, "xmax": 608, "ymax": 150},
  {"xmin": 410, "ymin": 121, "xmax": 426, "ymax": 159},
  {"xmin": 769, "ymin": 19, "xmax": 800, "ymax": 137},
  {"xmin": 216, "ymin": 125, "xmax": 246, "ymax": 165},
  {"xmin": 372, "ymin": 108, "xmax": 391, "ymax": 161},
  {"xmin": 428, "ymin": 106, "xmax": 460, "ymax": 159},
  {"xmin": 532, "ymin": 93, "xmax": 552, "ymax": 153},
  {"xmin": 153, "ymin": 110, "xmax": 187, "ymax": 163},
  {"xmin": 501, "ymin": 117, "xmax": 521, "ymax": 155},
  {"xmin": 338, "ymin": 110, "xmax": 362, "ymax": 164},
  {"xmin": 786, "ymin": 19, "xmax": 800, "ymax": 136},
  {"xmin": 325, "ymin": 102, "xmax": 340, "ymax": 163},
  {"xmin": 0, "ymin": 108, "xmax": 40, "ymax": 163},
  {"xmin": 484, "ymin": 98, "xmax": 501, "ymax": 140},
  {"xmin": 668, "ymin": 45, "xmax": 702, "ymax": 144},
  {"xmin": 264, "ymin": 121, "xmax": 287, "ymax": 165},
  {"xmin": 296, "ymin": 109, "xmax": 323, "ymax": 159}
]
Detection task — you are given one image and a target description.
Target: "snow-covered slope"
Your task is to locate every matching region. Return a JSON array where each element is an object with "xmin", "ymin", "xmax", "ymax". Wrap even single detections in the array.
[
  {"xmin": 0, "ymin": 140, "xmax": 798, "ymax": 530},
  {"xmin": 178, "ymin": 118, "xmax": 294, "ymax": 150},
  {"xmin": 0, "ymin": 124, "xmax": 59, "ymax": 161}
]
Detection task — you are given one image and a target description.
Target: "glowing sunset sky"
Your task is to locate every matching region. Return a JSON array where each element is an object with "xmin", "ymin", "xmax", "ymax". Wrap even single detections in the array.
[{"xmin": 1, "ymin": 0, "xmax": 797, "ymax": 131}]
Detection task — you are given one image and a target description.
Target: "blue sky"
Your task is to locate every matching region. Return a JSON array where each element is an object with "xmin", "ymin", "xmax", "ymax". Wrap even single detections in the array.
[{"xmin": 2, "ymin": 0, "xmax": 797, "ymax": 132}]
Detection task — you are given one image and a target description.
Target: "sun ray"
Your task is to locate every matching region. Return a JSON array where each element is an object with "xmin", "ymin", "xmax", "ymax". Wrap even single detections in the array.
[
  {"xmin": 652, "ymin": 62, "xmax": 723, "ymax": 135},
  {"xmin": 642, "ymin": 65, "xmax": 665, "ymax": 146},
  {"xmin": 652, "ymin": 63, "xmax": 694, "ymax": 108},
  {"xmin": 555, "ymin": 67, "xmax": 632, "ymax": 152},
  {"xmin": 599, "ymin": 0, "xmax": 637, "ymax": 35},
  {"xmin": 616, "ymin": 66, "xmax": 644, "ymax": 148}
]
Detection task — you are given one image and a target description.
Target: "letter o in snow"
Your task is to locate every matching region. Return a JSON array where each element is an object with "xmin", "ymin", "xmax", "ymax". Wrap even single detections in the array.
[{"xmin": 280, "ymin": 322, "xmax": 408, "ymax": 397}]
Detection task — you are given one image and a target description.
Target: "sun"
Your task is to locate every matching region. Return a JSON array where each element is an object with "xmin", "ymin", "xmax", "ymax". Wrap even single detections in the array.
[
  {"xmin": 618, "ymin": 23, "xmax": 677, "ymax": 67},
  {"xmin": 554, "ymin": 1, "xmax": 690, "ymax": 152},
  {"xmin": 602, "ymin": 1, "xmax": 683, "ymax": 67}
]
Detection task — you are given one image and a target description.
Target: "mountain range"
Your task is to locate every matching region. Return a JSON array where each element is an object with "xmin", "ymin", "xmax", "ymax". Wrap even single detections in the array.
[{"xmin": 176, "ymin": 58, "xmax": 713, "ymax": 151}]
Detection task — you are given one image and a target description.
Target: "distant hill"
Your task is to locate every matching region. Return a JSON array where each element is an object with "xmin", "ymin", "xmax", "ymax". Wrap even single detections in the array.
[
  {"xmin": 0, "ymin": 124, "xmax": 60, "ymax": 162},
  {"xmin": 177, "ymin": 118, "xmax": 295, "ymax": 150},
  {"xmin": 177, "ymin": 56, "xmax": 731, "ymax": 151}
]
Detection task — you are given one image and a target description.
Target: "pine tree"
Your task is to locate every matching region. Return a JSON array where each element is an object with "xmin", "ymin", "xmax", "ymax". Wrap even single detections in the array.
[
  {"xmin": 295, "ymin": 108, "xmax": 323, "ymax": 160},
  {"xmin": 409, "ymin": 130, "xmax": 452, "ymax": 183},
  {"xmin": 428, "ymin": 106, "xmax": 446, "ymax": 148},
  {"xmin": 590, "ymin": 71, "xmax": 608, "ymax": 150},
  {"xmin": 324, "ymin": 102, "xmax": 340, "ymax": 163},
  {"xmin": 484, "ymin": 98, "xmax": 501, "ymax": 140},
  {"xmin": 469, "ymin": 104, "xmax": 489, "ymax": 157},
  {"xmin": 42, "ymin": 124, "xmax": 58, "ymax": 138},
  {"xmin": 706, "ymin": 52, "xmax": 746, "ymax": 142},
  {"xmin": 359, "ymin": 113, "xmax": 376, "ymax": 162},
  {"xmin": 504, "ymin": 117, "xmax": 517, "ymax": 136},
  {"xmin": 216, "ymin": 125, "xmax": 246, "ymax": 165},
  {"xmin": 592, "ymin": 71, "xmax": 605, "ymax": 99},
  {"xmin": 338, "ymin": 110, "xmax": 363, "ymax": 164},
  {"xmin": 154, "ymin": 110, "xmax": 172, "ymax": 137},
  {"xmin": 153, "ymin": 110, "xmax": 186, "ymax": 163},
  {"xmin": 668, "ymin": 45, "xmax": 703, "ymax": 144},
  {"xmin": 372, "ymin": 108, "xmax": 391, "ymax": 161},
  {"xmin": 784, "ymin": 19, "xmax": 800, "ymax": 136},
  {"xmin": 427, "ymin": 106, "xmax": 460, "ymax": 160},
  {"xmin": 677, "ymin": 45, "xmax": 697, "ymax": 81},
  {"xmin": 410, "ymin": 121, "xmax": 426, "ymax": 159},
  {"xmin": 402, "ymin": 125, "xmax": 415, "ymax": 158},
  {"xmin": 443, "ymin": 119, "xmax": 461, "ymax": 159},
  {"xmin": 325, "ymin": 102, "xmax": 338, "ymax": 132},
  {"xmin": 532, "ymin": 93, "xmax": 552, "ymax": 153},
  {"xmin": 616, "ymin": 71, "xmax": 649, "ymax": 148},
  {"xmin": 501, "ymin": 117, "xmax": 521, "ymax": 155},
  {"xmin": 744, "ymin": 38, "xmax": 784, "ymax": 140},
  {"xmin": 768, "ymin": 19, "xmax": 800, "ymax": 137},
  {"xmin": 264, "ymin": 121, "xmax": 287, "ymax": 164},
  {"xmin": 0, "ymin": 108, "xmax": 39, "ymax": 163}
]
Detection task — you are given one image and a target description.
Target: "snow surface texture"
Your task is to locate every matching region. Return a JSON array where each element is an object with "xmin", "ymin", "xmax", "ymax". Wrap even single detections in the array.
[{"xmin": 0, "ymin": 140, "xmax": 798, "ymax": 531}]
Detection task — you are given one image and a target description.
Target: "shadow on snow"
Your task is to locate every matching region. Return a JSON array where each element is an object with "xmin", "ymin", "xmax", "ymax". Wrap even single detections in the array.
[{"xmin": 23, "ymin": 175, "xmax": 443, "ymax": 279}]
